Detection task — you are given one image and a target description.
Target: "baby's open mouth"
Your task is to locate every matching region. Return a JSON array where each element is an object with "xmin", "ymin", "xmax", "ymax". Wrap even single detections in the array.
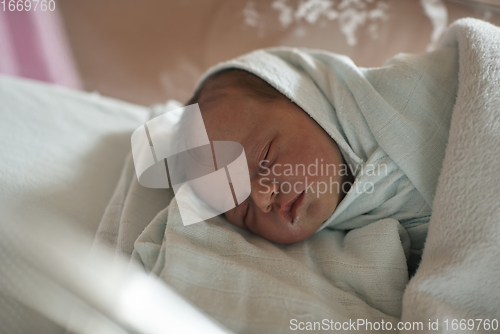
[{"xmin": 281, "ymin": 191, "xmax": 305, "ymax": 224}]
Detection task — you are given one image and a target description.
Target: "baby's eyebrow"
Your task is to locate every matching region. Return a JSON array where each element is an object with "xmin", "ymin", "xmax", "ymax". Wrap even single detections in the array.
[{"xmin": 199, "ymin": 90, "xmax": 229, "ymax": 106}]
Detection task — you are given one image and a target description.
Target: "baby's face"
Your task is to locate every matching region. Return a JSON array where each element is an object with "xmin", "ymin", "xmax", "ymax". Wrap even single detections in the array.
[{"xmin": 200, "ymin": 87, "xmax": 349, "ymax": 244}]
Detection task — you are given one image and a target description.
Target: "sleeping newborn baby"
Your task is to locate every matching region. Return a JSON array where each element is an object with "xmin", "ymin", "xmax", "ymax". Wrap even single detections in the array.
[
  {"xmin": 186, "ymin": 46, "xmax": 459, "ymax": 260},
  {"xmin": 187, "ymin": 69, "xmax": 354, "ymax": 244}
]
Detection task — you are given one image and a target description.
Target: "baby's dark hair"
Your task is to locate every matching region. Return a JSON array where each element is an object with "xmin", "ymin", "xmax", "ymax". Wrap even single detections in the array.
[{"xmin": 186, "ymin": 68, "xmax": 285, "ymax": 106}]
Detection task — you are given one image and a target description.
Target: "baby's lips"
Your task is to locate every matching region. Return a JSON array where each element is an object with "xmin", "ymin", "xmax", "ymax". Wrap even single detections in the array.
[{"xmin": 279, "ymin": 191, "xmax": 304, "ymax": 224}]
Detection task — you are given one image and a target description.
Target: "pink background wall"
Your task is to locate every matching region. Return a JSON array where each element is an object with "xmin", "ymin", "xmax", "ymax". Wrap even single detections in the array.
[{"xmin": 0, "ymin": 8, "xmax": 81, "ymax": 89}]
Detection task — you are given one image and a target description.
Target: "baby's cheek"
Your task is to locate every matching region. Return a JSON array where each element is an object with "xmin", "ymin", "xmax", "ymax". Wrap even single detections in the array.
[
  {"xmin": 223, "ymin": 211, "xmax": 233, "ymax": 224},
  {"xmin": 223, "ymin": 211, "xmax": 242, "ymax": 229},
  {"xmin": 306, "ymin": 195, "xmax": 334, "ymax": 224}
]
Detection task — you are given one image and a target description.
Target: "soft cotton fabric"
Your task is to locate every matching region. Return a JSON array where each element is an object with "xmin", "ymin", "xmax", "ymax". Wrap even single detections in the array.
[
  {"xmin": 401, "ymin": 18, "xmax": 500, "ymax": 332},
  {"xmin": 0, "ymin": 74, "xmax": 149, "ymax": 238}
]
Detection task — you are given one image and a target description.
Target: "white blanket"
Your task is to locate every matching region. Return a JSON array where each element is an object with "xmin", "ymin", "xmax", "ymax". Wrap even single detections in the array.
[
  {"xmin": 400, "ymin": 19, "xmax": 500, "ymax": 333},
  {"xmin": 0, "ymin": 75, "xmax": 149, "ymax": 238},
  {"xmin": 94, "ymin": 18, "xmax": 500, "ymax": 333},
  {"xmin": 0, "ymin": 75, "xmax": 151, "ymax": 333}
]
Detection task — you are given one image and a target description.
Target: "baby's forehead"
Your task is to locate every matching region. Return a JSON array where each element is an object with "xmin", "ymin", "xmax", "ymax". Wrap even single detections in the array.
[{"xmin": 198, "ymin": 91, "xmax": 262, "ymax": 142}]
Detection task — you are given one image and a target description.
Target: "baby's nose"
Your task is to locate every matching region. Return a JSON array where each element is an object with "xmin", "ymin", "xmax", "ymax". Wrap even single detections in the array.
[{"xmin": 250, "ymin": 176, "xmax": 278, "ymax": 213}]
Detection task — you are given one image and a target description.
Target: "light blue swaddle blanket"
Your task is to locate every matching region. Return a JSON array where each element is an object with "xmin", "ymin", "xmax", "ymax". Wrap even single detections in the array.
[{"xmin": 196, "ymin": 46, "xmax": 458, "ymax": 256}]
